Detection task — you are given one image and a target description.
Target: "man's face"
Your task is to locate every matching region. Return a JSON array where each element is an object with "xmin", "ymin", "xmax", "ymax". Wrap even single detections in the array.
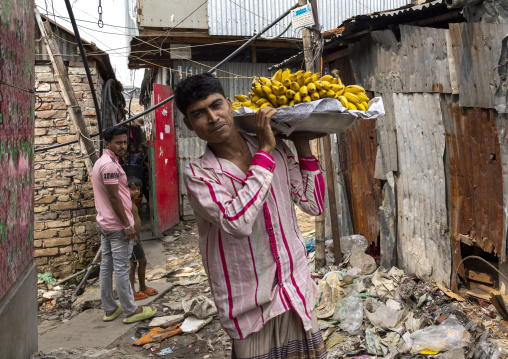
[
  {"xmin": 129, "ymin": 184, "xmax": 141, "ymax": 199},
  {"xmin": 183, "ymin": 94, "xmax": 235, "ymax": 144},
  {"xmin": 105, "ymin": 134, "xmax": 128, "ymax": 157}
]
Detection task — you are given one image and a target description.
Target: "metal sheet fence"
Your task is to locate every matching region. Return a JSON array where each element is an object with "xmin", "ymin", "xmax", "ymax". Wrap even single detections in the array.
[
  {"xmin": 392, "ymin": 93, "xmax": 451, "ymax": 285},
  {"xmin": 207, "ymin": 0, "xmax": 411, "ymax": 38},
  {"xmin": 449, "ymin": 22, "xmax": 508, "ymax": 109},
  {"xmin": 441, "ymin": 96, "xmax": 504, "ymax": 256},
  {"xmin": 349, "ymin": 26, "xmax": 453, "ymax": 94},
  {"xmin": 338, "ymin": 118, "xmax": 383, "ymax": 246}
]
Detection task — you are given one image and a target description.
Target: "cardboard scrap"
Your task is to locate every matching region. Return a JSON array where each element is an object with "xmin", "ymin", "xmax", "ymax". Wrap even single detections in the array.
[{"xmin": 437, "ymin": 283, "xmax": 465, "ymax": 302}]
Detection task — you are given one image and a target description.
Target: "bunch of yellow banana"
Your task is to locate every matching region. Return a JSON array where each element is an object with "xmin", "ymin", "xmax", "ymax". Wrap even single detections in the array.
[{"xmin": 232, "ymin": 68, "xmax": 370, "ymax": 111}]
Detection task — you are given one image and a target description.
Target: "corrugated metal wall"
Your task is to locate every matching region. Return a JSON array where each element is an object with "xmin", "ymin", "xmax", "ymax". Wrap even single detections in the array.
[
  {"xmin": 340, "ymin": 20, "xmax": 508, "ymax": 284},
  {"xmin": 449, "ymin": 23, "xmax": 508, "ymax": 109},
  {"xmin": 207, "ymin": 0, "xmax": 412, "ymax": 38},
  {"xmin": 172, "ymin": 61, "xmax": 275, "ymax": 218},
  {"xmin": 392, "ymin": 93, "xmax": 450, "ymax": 284}
]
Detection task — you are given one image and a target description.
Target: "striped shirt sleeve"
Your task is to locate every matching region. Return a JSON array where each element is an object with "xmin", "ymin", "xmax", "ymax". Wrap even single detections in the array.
[
  {"xmin": 283, "ymin": 143, "xmax": 325, "ymax": 216},
  {"xmin": 184, "ymin": 151, "xmax": 275, "ymax": 238}
]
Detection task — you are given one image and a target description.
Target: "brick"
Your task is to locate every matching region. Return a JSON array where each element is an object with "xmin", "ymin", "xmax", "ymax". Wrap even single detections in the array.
[
  {"xmin": 35, "ymin": 136, "xmax": 55, "ymax": 145},
  {"xmin": 52, "ymin": 101, "xmax": 67, "ymax": 110},
  {"xmin": 36, "ymin": 83, "xmax": 51, "ymax": 91},
  {"xmin": 74, "ymin": 92, "xmax": 83, "ymax": 99},
  {"xmin": 35, "ymin": 196, "xmax": 56, "ymax": 204},
  {"xmin": 73, "ymin": 235, "xmax": 86, "ymax": 244},
  {"xmin": 34, "ymin": 222, "xmax": 45, "ymax": 231},
  {"xmin": 46, "ymin": 178, "xmax": 71, "ymax": 187},
  {"xmin": 34, "ymin": 257, "xmax": 49, "ymax": 265},
  {"xmin": 37, "ymin": 110, "xmax": 67, "ymax": 119},
  {"xmin": 34, "ymin": 229, "xmax": 58, "ymax": 239},
  {"xmin": 34, "ymin": 205, "xmax": 49, "ymax": 213},
  {"xmin": 72, "ymin": 84, "xmax": 90, "ymax": 92},
  {"xmin": 35, "ymin": 65, "xmax": 52, "ymax": 73},
  {"xmin": 36, "ymin": 120, "xmax": 53, "ymax": 128},
  {"xmin": 50, "ymin": 201, "xmax": 78, "ymax": 211},
  {"xmin": 33, "ymin": 239, "xmax": 43, "ymax": 248},
  {"xmin": 54, "ymin": 187, "xmax": 75, "ymax": 194},
  {"xmin": 73, "ymin": 243, "xmax": 87, "ymax": 251},
  {"xmin": 69, "ymin": 75, "xmax": 83, "ymax": 83},
  {"xmin": 60, "ymin": 246, "xmax": 73, "ymax": 254},
  {"xmin": 50, "ymin": 83, "xmax": 61, "ymax": 91},
  {"xmin": 59, "ymin": 211, "xmax": 72, "ymax": 219},
  {"xmin": 45, "ymin": 220, "xmax": 71, "ymax": 229},
  {"xmin": 45, "ymin": 161, "xmax": 72, "ymax": 170},
  {"xmin": 83, "ymin": 109, "xmax": 96, "ymax": 116},
  {"xmin": 43, "ymin": 237, "xmax": 72, "ymax": 247},
  {"xmin": 81, "ymin": 199, "xmax": 95, "ymax": 208},
  {"xmin": 39, "ymin": 92, "xmax": 63, "ymax": 99},
  {"xmin": 35, "ymin": 128, "xmax": 47, "ymax": 136},
  {"xmin": 36, "ymin": 72, "xmax": 56, "ymax": 82},
  {"xmin": 59, "ymin": 228, "xmax": 73, "ymax": 237},
  {"xmin": 58, "ymin": 195, "xmax": 71, "ymax": 202},
  {"xmin": 35, "ymin": 212, "xmax": 58, "ymax": 221},
  {"xmin": 35, "ymin": 247, "xmax": 59, "ymax": 257},
  {"xmin": 57, "ymin": 135, "xmax": 77, "ymax": 143},
  {"xmin": 69, "ymin": 61, "xmax": 84, "ymax": 67},
  {"xmin": 55, "ymin": 119, "xmax": 68, "ymax": 127},
  {"xmin": 35, "ymin": 171, "xmax": 48, "ymax": 179}
]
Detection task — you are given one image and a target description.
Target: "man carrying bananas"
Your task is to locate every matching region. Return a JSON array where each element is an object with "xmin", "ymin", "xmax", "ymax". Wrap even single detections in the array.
[{"xmin": 174, "ymin": 73, "xmax": 327, "ymax": 359}]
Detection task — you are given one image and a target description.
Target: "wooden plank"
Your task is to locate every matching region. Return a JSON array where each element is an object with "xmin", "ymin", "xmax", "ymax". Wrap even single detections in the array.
[
  {"xmin": 323, "ymin": 48, "xmax": 349, "ymax": 64},
  {"xmin": 466, "ymin": 269, "xmax": 495, "ymax": 285},
  {"xmin": 466, "ymin": 284, "xmax": 501, "ymax": 302},
  {"xmin": 35, "ymin": 10, "xmax": 98, "ymax": 174}
]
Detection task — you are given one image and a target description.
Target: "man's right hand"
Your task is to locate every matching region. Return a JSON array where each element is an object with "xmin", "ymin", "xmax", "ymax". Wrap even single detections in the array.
[
  {"xmin": 255, "ymin": 107, "xmax": 277, "ymax": 154},
  {"xmin": 124, "ymin": 226, "xmax": 136, "ymax": 240}
]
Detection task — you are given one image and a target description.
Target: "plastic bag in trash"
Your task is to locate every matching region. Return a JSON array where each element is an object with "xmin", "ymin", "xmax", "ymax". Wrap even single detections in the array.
[
  {"xmin": 340, "ymin": 235, "xmax": 369, "ymax": 254},
  {"xmin": 364, "ymin": 298, "xmax": 405, "ymax": 330},
  {"xmin": 334, "ymin": 294, "xmax": 363, "ymax": 334},
  {"xmin": 182, "ymin": 295, "xmax": 217, "ymax": 319},
  {"xmin": 410, "ymin": 314, "xmax": 470, "ymax": 353}
]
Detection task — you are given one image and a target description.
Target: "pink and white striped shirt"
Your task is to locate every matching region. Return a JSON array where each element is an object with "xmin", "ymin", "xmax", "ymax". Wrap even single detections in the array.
[{"xmin": 184, "ymin": 134, "xmax": 325, "ymax": 340}]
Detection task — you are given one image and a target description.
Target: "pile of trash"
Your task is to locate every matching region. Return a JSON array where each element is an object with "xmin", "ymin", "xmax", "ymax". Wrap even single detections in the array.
[{"xmin": 309, "ymin": 235, "xmax": 508, "ymax": 359}]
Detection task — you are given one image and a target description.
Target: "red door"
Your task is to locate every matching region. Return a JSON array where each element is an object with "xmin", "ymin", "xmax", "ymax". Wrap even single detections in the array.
[{"xmin": 151, "ymin": 84, "xmax": 179, "ymax": 234}]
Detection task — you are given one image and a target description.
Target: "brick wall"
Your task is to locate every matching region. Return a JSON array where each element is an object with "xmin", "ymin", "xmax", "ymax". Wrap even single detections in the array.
[{"xmin": 34, "ymin": 61, "xmax": 103, "ymax": 277}]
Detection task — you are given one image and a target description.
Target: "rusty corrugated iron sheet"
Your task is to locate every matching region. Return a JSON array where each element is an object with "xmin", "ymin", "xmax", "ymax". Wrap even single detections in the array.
[
  {"xmin": 338, "ymin": 118, "xmax": 383, "ymax": 246},
  {"xmin": 0, "ymin": 0, "xmax": 35, "ymax": 301},
  {"xmin": 449, "ymin": 22, "xmax": 508, "ymax": 109},
  {"xmin": 441, "ymin": 96, "xmax": 504, "ymax": 256},
  {"xmin": 392, "ymin": 93, "xmax": 451, "ymax": 285}
]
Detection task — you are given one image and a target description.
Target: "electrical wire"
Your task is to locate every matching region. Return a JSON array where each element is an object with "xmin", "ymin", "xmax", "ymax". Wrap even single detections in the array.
[{"xmin": 41, "ymin": 4, "xmax": 251, "ymax": 79}]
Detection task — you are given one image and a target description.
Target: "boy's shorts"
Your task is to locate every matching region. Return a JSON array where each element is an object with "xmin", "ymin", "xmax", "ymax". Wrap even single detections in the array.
[{"xmin": 131, "ymin": 236, "xmax": 145, "ymax": 263}]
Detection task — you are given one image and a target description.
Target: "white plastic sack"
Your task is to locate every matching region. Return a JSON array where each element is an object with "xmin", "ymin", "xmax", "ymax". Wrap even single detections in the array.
[{"xmin": 410, "ymin": 315, "xmax": 470, "ymax": 353}]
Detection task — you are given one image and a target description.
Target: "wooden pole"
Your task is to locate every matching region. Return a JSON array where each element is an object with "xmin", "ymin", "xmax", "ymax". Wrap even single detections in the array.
[
  {"xmin": 35, "ymin": 9, "xmax": 98, "ymax": 174},
  {"xmin": 298, "ymin": 0, "xmax": 342, "ymax": 267}
]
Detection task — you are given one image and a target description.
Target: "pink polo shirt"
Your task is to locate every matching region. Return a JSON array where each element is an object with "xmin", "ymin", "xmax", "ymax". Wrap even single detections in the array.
[{"xmin": 92, "ymin": 149, "xmax": 134, "ymax": 231}]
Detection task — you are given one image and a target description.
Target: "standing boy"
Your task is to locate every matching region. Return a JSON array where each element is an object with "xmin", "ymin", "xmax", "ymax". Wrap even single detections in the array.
[
  {"xmin": 126, "ymin": 176, "xmax": 158, "ymax": 300},
  {"xmin": 92, "ymin": 126, "xmax": 156, "ymax": 323},
  {"xmin": 175, "ymin": 74, "xmax": 327, "ymax": 358}
]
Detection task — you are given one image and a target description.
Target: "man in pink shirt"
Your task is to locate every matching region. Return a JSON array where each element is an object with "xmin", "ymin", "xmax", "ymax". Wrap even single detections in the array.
[
  {"xmin": 92, "ymin": 126, "xmax": 156, "ymax": 323},
  {"xmin": 175, "ymin": 74, "xmax": 327, "ymax": 359}
]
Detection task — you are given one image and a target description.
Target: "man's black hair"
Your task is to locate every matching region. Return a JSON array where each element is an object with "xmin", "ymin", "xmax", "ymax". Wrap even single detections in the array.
[
  {"xmin": 103, "ymin": 126, "xmax": 128, "ymax": 143},
  {"xmin": 174, "ymin": 73, "xmax": 226, "ymax": 116},
  {"xmin": 127, "ymin": 176, "xmax": 142, "ymax": 188}
]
